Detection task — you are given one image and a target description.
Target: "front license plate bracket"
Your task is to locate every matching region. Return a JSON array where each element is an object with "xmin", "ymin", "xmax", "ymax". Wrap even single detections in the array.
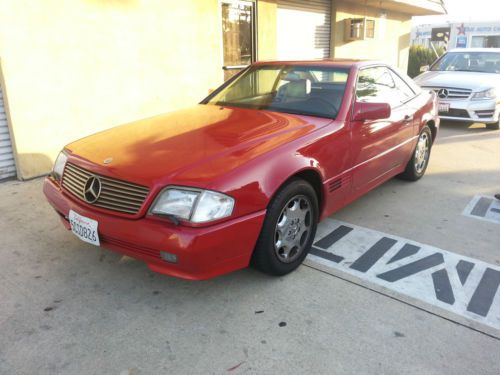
[{"xmin": 68, "ymin": 210, "xmax": 100, "ymax": 246}]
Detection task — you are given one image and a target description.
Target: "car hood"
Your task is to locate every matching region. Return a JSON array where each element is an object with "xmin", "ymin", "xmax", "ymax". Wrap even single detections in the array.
[
  {"xmin": 66, "ymin": 105, "xmax": 330, "ymax": 187},
  {"xmin": 414, "ymin": 71, "xmax": 500, "ymax": 91}
]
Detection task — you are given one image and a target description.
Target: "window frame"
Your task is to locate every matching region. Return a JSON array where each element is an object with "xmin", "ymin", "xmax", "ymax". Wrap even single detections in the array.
[
  {"xmin": 354, "ymin": 65, "xmax": 417, "ymax": 110},
  {"xmin": 365, "ymin": 19, "xmax": 375, "ymax": 39},
  {"xmin": 220, "ymin": 0, "xmax": 258, "ymax": 81}
]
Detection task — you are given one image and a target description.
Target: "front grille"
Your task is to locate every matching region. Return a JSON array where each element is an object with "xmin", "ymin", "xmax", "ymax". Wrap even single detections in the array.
[
  {"xmin": 62, "ymin": 163, "xmax": 150, "ymax": 215},
  {"xmin": 424, "ymin": 87, "xmax": 472, "ymax": 100},
  {"xmin": 475, "ymin": 110, "xmax": 495, "ymax": 119},
  {"xmin": 439, "ymin": 108, "xmax": 470, "ymax": 118}
]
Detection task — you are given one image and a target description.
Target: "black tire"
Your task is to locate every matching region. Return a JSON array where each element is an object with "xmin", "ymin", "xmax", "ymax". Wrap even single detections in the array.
[
  {"xmin": 398, "ymin": 125, "xmax": 433, "ymax": 181},
  {"xmin": 251, "ymin": 178, "xmax": 319, "ymax": 276},
  {"xmin": 486, "ymin": 121, "xmax": 499, "ymax": 130}
]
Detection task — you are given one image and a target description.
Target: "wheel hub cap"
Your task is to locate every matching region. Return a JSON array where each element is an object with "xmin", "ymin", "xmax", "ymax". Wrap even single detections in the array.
[
  {"xmin": 286, "ymin": 220, "xmax": 301, "ymax": 240},
  {"xmin": 414, "ymin": 132, "xmax": 429, "ymax": 174},
  {"xmin": 274, "ymin": 195, "xmax": 313, "ymax": 263}
]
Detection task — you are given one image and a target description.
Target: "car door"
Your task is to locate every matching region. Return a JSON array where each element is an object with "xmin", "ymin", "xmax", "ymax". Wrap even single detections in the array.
[
  {"xmin": 388, "ymin": 68, "xmax": 419, "ymax": 152},
  {"xmin": 350, "ymin": 66, "xmax": 415, "ymax": 192}
]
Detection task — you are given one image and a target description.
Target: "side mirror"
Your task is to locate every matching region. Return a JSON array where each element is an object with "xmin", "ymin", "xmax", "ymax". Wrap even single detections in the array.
[
  {"xmin": 353, "ymin": 102, "xmax": 391, "ymax": 121},
  {"xmin": 420, "ymin": 65, "xmax": 430, "ymax": 73}
]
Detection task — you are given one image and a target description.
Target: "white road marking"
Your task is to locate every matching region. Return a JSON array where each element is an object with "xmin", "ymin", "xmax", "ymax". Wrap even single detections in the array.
[
  {"xmin": 306, "ymin": 219, "xmax": 500, "ymax": 338},
  {"xmin": 463, "ymin": 195, "xmax": 500, "ymax": 224}
]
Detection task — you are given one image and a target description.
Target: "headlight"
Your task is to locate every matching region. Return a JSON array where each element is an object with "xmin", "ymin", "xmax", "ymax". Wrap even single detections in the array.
[
  {"xmin": 52, "ymin": 150, "xmax": 68, "ymax": 180},
  {"xmin": 471, "ymin": 88, "xmax": 497, "ymax": 100},
  {"xmin": 191, "ymin": 190, "xmax": 235, "ymax": 223},
  {"xmin": 151, "ymin": 187, "xmax": 234, "ymax": 223}
]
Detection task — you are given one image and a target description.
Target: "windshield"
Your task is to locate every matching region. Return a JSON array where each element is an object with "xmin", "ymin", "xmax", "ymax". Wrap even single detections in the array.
[
  {"xmin": 203, "ymin": 65, "xmax": 350, "ymax": 119},
  {"xmin": 431, "ymin": 51, "xmax": 500, "ymax": 73}
]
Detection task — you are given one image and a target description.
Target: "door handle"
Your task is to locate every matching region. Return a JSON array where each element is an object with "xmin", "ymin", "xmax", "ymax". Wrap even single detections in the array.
[
  {"xmin": 403, "ymin": 115, "xmax": 413, "ymax": 123},
  {"xmin": 222, "ymin": 65, "xmax": 249, "ymax": 70}
]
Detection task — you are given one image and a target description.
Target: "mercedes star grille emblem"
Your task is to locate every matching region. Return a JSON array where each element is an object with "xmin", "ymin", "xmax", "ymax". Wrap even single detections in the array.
[
  {"xmin": 83, "ymin": 176, "xmax": 102, "ymax": 203},
  {"xmin": 437, "ymin": 88, "xmax": 449, "ymax": 99}
]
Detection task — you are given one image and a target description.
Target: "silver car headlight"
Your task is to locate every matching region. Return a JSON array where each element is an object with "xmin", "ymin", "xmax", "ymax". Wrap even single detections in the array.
[
  {"xmin": 52, "ymin": 150, "xmax": 68, "ymax": 180},
  {"xmin": 471, "ymin": 88, "xmax": 497, "ymax": 100},
  {"xmin": 151, "ymin": 187, "xmax": 235, "ymax": 223}
]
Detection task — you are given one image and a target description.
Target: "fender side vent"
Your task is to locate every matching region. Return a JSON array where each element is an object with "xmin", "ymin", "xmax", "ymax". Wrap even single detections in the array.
[{"xmin": 329, "ymin": 178, "xmax": 342, "ymax": 193}]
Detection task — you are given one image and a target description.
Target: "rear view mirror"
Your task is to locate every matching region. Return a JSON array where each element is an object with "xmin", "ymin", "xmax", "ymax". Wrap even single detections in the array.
[
  {"xmin": 353, "ymin": 102, "xmax": 391, "ymax": 121},
  {"xmin": 420, "ymin": 65, "xmax": 430, "ymax": 73}
]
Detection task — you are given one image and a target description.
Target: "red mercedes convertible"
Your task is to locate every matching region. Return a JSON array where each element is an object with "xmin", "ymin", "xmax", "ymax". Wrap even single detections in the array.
[{"xmin": 44, "ymin": 60, "xmax": 439, "ymax": 280}]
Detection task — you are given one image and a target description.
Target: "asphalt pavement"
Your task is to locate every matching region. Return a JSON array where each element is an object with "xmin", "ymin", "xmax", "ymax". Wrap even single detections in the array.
[{"xmin": 0, "ymin": 121, "xmax": 499, "ymax": 375}]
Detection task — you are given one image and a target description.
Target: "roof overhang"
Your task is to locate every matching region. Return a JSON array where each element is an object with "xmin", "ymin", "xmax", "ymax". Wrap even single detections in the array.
[{"xmin": 341, "ymin": 0, "xmax": 446, "ymax": 16}]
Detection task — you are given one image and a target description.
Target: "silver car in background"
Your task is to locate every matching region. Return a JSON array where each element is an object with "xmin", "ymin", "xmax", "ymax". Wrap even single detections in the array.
[{"xmin": 414, "ymin": 48, "xmax": 500, "ymax": 130}]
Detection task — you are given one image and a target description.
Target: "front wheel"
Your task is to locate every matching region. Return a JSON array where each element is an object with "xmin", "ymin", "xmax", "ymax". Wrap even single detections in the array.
[
  {"xmin": 398, "ymin": 125, "xmax": 433, "ymax": 181},
  {"xmin": 251, "ymin": 179, "xmax": 318, "ymax": 276}
]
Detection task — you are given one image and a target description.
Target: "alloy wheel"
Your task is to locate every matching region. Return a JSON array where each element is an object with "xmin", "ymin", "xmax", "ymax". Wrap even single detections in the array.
[
  {"xmin": 274, "ymin": 195, "xmax": 313, "ymax": 263},
  {"xmin": 414, "ymin": 131, "xmax": 430, "ymax": 174}
]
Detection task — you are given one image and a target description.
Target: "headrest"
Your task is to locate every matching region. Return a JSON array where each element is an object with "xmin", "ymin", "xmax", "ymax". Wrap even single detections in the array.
[
  {"xmin": 284, "ymin": 72, "xmax": 302, "ymax": 81},
  {"xmin": 286, "ymin": 79, "xmax": 311, "ymax": 98}
]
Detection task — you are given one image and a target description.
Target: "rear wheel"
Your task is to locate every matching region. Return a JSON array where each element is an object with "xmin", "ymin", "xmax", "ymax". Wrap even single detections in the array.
[
  {"xmin": 251, "ymin": 179, "xmax": 318, "ymax": 276},
  {"xmin": 486, "ymin": 121, "xmax": 499, "ymax": 130},
  {"xmin": 398, "ymin": 125, "xmax": 433, "ymax": 181}
]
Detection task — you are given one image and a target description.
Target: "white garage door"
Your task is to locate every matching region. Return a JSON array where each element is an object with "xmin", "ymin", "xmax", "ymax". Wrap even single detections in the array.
[
  {"xmin": 0, "ymin": 87, "xmax": 16, "ymax": 180},
  {"xmin": 277, "ymin": 0, "xmax": 331, "ymax": 60}
]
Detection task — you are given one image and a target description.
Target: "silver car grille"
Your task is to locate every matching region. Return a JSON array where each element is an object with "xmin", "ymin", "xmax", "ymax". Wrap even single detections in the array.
[
  {"xmin": 423, "ymin": 87, "xmax": 472, "ymax": 100},
  {"xmin": 62, "ymin": 163, "xmax": 150, "ymax": 215}
]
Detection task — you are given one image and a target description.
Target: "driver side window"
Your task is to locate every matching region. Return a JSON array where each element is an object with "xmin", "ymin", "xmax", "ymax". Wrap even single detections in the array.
[{"xmin": 357, "ymin": 67, "xmax": 402, "ymax": 108}]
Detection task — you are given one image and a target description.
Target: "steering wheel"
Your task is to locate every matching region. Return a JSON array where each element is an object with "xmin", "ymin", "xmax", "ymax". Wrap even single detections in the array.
[{"xmin": 304, "ymin": 96, "xmax": 338, "ymax": 115}]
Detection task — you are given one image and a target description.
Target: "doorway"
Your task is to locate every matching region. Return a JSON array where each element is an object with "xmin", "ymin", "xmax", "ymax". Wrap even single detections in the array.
[{"xmin": 221, "ymin": 0, "xmax": 256, "ymax": 81}]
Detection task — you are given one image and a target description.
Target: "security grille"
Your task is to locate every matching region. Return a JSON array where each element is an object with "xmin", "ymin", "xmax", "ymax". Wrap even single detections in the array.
[
  {"xmin": 277, "ymin": 0, "xmax": 331, "ymax": 60},
  {"xmin": 0, "ymin": 87, "xmax": 16, "ymax": 180}
]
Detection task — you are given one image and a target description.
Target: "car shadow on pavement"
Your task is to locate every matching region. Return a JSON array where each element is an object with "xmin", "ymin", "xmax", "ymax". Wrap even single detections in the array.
[{"xmin": 439, "ymin": 120, "xmax": 498, "ymax": 134}]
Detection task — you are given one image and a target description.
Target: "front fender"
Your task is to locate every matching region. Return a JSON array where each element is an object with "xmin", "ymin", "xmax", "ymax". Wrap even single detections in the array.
[{"xmin": 207, "ymin": 150, "xmax": 327, "ymax": 220}]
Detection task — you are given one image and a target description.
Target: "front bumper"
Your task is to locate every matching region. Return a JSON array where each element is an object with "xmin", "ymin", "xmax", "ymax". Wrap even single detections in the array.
[
  {"xmin": 43, "ymin": 177, "xmax": 266, "ymax": 280},
  {"xmin": 437, "ymin": 98, "xmax": 499, "ymax": 123}
]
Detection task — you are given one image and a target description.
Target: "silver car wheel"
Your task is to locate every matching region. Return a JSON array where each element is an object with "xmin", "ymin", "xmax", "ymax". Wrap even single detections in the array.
[
  {"xmin": 414, "ymin": 132, "xmax": 430, "ymax": 174},
  {"xmin": 274, "ymin": 195, "xmax": 312, "ymax": 264}
]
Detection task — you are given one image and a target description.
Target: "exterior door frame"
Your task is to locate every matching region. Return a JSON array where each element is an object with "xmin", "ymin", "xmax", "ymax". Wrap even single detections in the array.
[{"xmin": 219, "ymin": 0, "xmax": 258, "ymax": 81}]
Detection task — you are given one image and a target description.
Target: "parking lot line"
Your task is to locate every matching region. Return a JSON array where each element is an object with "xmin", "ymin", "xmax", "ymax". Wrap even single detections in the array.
[
  {"xmin": 463, "ymin": 195, "xmax": 500, "ymax": 224},
  {"xmin": 305, "ymin": 218, "xmax": 500, "ymax": 339}
]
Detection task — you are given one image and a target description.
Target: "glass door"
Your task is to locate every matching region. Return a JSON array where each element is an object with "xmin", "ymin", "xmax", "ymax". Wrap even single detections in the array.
[{"xmin": 221, "ymin": 0, "xmax": 256, "ymax": 81}]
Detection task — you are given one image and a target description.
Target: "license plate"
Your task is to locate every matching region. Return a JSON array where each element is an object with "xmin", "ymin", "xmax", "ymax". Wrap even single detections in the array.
[
  {"xmin": 68, "ymin": 210, "xmax": 100, "ymax": 246},
  {"xmin": 438, "ymin": 102, "xmax": 450, "ymax": 112}
]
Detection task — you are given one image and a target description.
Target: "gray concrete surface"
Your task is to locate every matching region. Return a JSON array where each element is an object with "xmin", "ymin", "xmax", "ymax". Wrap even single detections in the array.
[{"xmin": 1, "ymin": 121, "xmax": 499, "ymax": 375}]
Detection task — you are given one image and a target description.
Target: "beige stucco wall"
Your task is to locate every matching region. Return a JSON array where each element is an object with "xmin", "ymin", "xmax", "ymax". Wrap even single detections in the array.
[
  {"xmin": 257, "ymin": 0, "xmax": 278, "ymax": 61},
  {"xmin": 0, "ymin": 0, "xmax": 417, "ymax": 179},
  {"xmin": 331, "ymin": 1, "xmax": 412, "ymax": 70},
  {"xmin": 0, "ymin": 0, "xmax": 224, "ymax": 179}
]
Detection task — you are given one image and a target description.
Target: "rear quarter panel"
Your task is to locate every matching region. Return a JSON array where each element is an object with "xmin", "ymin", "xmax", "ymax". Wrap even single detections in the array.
[{"xmin": 414, "ymin": 89, "xmax": 439, "ymax": 137}]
